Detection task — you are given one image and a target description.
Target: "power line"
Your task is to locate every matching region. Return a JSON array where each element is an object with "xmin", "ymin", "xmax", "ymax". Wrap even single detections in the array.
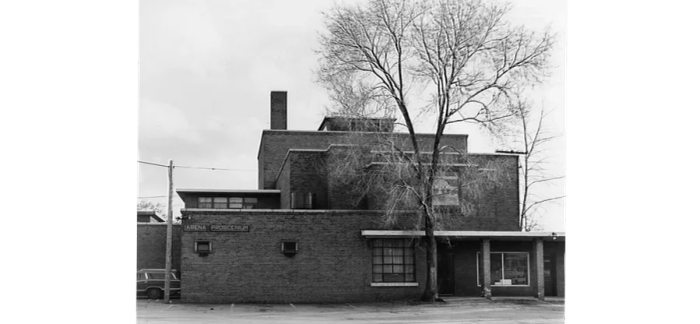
[
  {"xmin": 174, "ymin": 165, "xmax": 255, "ymax": 172},
  {"xmin": 138, "ymin": 160, "xmax": 169, "ymax": 168},
  {"xmin": 138, "ymin": 160, "xmax": 255, "ymax": 172}
]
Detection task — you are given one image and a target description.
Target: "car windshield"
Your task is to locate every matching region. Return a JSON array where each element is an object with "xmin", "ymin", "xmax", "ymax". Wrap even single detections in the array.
[{"xmin": 147, "ymin": 273, "xmax": 177, "ymax": 280}]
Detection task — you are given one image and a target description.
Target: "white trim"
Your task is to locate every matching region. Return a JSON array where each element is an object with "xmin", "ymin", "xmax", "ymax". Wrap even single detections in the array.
[
  {"xmin": 177, "ymin": 189, "xmax": 281, "ymax": 194},
  {"xmin": 361, "ymin": 230, "xmax": 564, "ymax": 238},
  {"xmin": 371, "ymin": 282, "xmax": 418, "ymax": 287},
  {"xmin": 477, "ymin": 251, "xmax": 530, "ymax": 287}
]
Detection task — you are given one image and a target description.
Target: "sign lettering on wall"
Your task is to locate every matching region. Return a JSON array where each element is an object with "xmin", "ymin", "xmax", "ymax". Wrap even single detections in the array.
[
  {"xmin": 184, "ymin": 224, "xmax": 208, "ymax": 232},
  {"xmin": 210, "ymin": 224, "xmax": 250, "ymax": 232},
  {"xmin": 183, "ymin": 224, "xmax": 250, "ymax": 232}
]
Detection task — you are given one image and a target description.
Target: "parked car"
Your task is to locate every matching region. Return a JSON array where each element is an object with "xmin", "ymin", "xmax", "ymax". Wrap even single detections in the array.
[{"xmin": 137, "ymin": 269, "xmax": 181, "ymax": 299}]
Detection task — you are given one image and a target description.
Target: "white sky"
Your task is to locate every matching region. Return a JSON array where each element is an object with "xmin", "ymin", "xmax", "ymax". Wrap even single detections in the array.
[{"xmin": 138, "ymin": 0, "xmax": 566, "ymax": 231}]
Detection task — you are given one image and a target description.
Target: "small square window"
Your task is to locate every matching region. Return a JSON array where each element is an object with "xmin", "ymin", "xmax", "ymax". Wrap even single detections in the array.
[
  {"xmin": 281, "ymin": 241, "xmax": 298, "ymax": 254},
  {"xmin": 195, "ymin": 241, "xmax": 212, "ymax": 255}
]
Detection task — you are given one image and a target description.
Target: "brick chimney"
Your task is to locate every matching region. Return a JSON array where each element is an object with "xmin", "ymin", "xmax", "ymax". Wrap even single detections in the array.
[{"xmin": 270, "ymin": 91, "xmax": 287, "ymax": 130}]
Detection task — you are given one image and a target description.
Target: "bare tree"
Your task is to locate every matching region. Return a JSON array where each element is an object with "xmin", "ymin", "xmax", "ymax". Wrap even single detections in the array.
[
  {"xmin": 508, "ymin": 101, "xmax": 564, "ymax": 232},
  {"xmin": 137, "ymin": 200, "xmax": 165, "ymax": 216},
  {"xmin": 317, "ymin": 0, "xmax": 554, "ymax": 302}
]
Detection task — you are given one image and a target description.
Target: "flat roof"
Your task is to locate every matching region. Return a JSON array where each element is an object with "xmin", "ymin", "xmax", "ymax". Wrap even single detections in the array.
[
  {"xmin": 176, "ymin": 189, "xmax": 281, "ymax": 194},
  {"xmin": 361, "ymin": 230, "xmax": 565, "ymax": 241}
]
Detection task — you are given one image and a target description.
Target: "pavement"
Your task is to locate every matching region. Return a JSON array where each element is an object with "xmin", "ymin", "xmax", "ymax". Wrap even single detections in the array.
[{"xmin": 137, "ymin": 297, "xmax": 564, "ymax": 323}]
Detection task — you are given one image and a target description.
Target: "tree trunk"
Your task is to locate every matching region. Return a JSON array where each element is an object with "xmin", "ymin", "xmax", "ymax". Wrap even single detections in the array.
[{"xmin": 421, "ymin": 211, "xmax": 438, "ymax": 302}]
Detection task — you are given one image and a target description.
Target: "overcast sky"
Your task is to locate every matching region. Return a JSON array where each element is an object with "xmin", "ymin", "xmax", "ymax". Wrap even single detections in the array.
[{"xmin": 138, "ymin": 0, "xmax": 566, "ymax": 231}]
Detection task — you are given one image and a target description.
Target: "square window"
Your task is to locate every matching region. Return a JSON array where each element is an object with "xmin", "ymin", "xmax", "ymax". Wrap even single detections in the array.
[
  {"xmin": 229, "ymin": 197, "xmax": 243, "ymax": 209},
  {"xmin": 281, "ymin": 241, "xmax": 298, "ymax": 254},
  {"xmin": 195, "ymin": 241, "xmax": 212, "ymax": 255},
  {"xmin": 371, "ymin": 239, "xmax": 415, "ymax": 283}
]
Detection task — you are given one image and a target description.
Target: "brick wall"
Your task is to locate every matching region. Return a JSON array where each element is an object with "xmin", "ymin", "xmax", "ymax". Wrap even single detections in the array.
[
  {"xmin": 179, "ymin": 210, "xmax": 426, "ymax": 303},
  {"xmin": 288, "ymin": 151, "xmax": 329, "ymax": 209},
  {"xmin": 258, "ymin": 130, "xmax": 470, "ymax": 190},
  {"xmin": 137, "ymin": 224, "xmax": 182, "ymax": 271}
]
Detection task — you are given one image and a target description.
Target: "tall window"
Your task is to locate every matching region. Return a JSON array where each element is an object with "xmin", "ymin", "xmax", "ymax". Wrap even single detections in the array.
[
  {"xmin": 291, "ymin": 192, "xmax": 315, "ymax": 209},
  {"xmin": 477, "ymin": 252, "xmax": 529, "ymax": 286},
  {"xmin": 432, "ymin": 172, "xmax": 459, "ymax": 206},
  {"xmin": 372, "ymin": 239, "xmax": 415, "ymax": 283}
]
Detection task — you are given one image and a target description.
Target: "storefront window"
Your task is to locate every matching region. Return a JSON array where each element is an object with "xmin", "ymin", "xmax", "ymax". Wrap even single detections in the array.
[{"xmin": 477, "ymin": 252, "xmax": 529, "ymax": 286}]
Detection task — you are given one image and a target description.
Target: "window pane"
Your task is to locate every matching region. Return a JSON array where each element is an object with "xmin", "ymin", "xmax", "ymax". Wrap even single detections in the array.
[
  {"xmin": 229, "ymin": 203, "xmax": 243, "ymax": 208},
  {"xmin": 490, "ymin": 253, "xmax": 502, "ymax": 285},
  {"xmin": 503, "ymin": 253, "xmax": 528, "ymax": 285},
  {"xmin": 383, "ymin": 265, "xmax": 392, "ymax": 273},
  {"xmin": 244, "ymin": 197, "xmax": 257, "ymax": 204},
  {"xmin": 230, "ymin": 197, "xmax": 243, "ymax": 203},
  {"xmin": 405, "ymin": 273, "xmax": 415, "ymax": 281},
  {"xmin": 406, "ymin": 266, "xmax": 414, "ymax": 274},
  {"xmin": 392, "ymin": 254, "xmax": 403, "ymax": 264},
  {"xmin": 373, "ymin": 265, "xmax": 383, "ymax": 273},
  {"xmin": 374, "ymin": 239, "xmax": 383, "ymax": 247},
  {"xmin": 197, "ymin": 242, "xmax": 210, "ymax": 251},
  {"xmin": 393, "ymin": 264, "xmax": 404, "ymax": 273},
  {"xmin": 383, "ymin": 247, "xmax": 393, "ymax": 257},
  {"xmin": 372, "ymin": 248, "xmax": 382, "ymax": 256},
  {"xmin": 149, "ymin": 273, "xmax": 165, "ymax": 279},
  {"xmin": 213, "ymin": 197, "xmax": 227, "ymax": 208},
  {"xmin": 383, "ymin": 274, "xmax": 404, "ymax": 282},
  {"xmin": 198, "ymin": 197, "xmax": 212, "ymax": 208},
  {"xmin": 373, "ymin": 274, "xmax": 383, "ymax": 282}
]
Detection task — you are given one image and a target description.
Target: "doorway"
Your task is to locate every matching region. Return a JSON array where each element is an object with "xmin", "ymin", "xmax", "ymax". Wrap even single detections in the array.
[
  {"xmin": 437, "ymin": 246, "xmax": 454, "ymax": 295},
  {"xmin": 544, "ymin": 254, "xmax": 557, "ymax": 296}
]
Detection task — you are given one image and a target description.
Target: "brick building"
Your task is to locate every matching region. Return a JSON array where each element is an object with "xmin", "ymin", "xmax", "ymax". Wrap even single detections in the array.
[{"xmin": 170, "ymin": 91, "xmax": 564, "ymax": 303}]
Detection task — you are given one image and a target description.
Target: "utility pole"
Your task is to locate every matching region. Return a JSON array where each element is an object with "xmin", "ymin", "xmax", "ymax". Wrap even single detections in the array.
[{"xmin": 164, "ymin": 159, "xmax": 174, "ymax": 303}]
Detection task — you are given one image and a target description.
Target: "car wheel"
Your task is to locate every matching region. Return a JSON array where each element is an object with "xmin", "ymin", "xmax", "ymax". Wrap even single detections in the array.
[{"xmin": 146, "ymin": 288, "xmax": 162, "ymax": 299}]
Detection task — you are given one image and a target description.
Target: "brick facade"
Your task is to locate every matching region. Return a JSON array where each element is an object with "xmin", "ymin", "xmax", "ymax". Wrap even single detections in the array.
[
  {"xmin": 163, "ymin": 91, "xmax": 565, "ymax": 303},
  {"xmin": 137, "ymin": 223, "xmax": 182, "ymax": 272},
  {"xmin": 180, "ymin": 210, "xmax": 425, "ymax": 303}
]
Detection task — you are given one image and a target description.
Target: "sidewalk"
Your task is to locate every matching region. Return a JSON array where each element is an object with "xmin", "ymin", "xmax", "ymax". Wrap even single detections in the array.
[{"xmin": 137, "ymin": 298, "xmax": 564, "ymax": 324}]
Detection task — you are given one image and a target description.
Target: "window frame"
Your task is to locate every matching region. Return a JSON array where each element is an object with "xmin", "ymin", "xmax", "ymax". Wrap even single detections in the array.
[
  {"xmin": 194, "ymin": 241, "xmax": 213, "ymax": 255},
  {"xmin": 370, "ymin": 238, "xmax": 416, "ymax": 285},
  {"xmin": 281, "ymin": 241, "xmax": 298, "ymax": 254},
  {"xmin": 196, "ymin": 197, "xmax": 258, "ymax": 209},
  {"xmin": 476, "ymin": 251, "xmax": 530, "ymax": 287},
  {"xmin": 432, "ymin": 171, "xmax": 460, "ymax": 207},
  {"xmin": 197, "ymin": 197, "xmax": 213, "ymax": 209},
  {"xmin": 291, "ymin": 192, "xmax": 315, "ymax": 209}
]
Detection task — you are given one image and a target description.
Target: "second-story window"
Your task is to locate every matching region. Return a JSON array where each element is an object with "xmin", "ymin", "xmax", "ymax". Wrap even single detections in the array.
[
  {"xmin": 197, "ymin": 197, "xmax": 258, "ymax": 209},
  {"xmin": 213, "ymin": 197, "xmax": 228, "ymax": 209},
  {"xmin": 291, "ymin": 192, "xmax": 315, "ymax": 209},
  {"xmin": 198, "ymin": 197, "xmax": 212, "ymax": 208}
]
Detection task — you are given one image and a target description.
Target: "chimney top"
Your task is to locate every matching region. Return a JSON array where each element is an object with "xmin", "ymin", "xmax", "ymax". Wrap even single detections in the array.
[{"xmin": 270, "ymin": 91, "xmax": 287, "ymax": 130}]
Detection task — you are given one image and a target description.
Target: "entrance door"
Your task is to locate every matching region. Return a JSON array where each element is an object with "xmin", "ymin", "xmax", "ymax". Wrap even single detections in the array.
[
  {"xmin": 437, "ymin": 249, "xmax": 454, "ymax": 295},
  {"xmin": 544, "ymin": 254, "xmax": 556, "ymax": 296}
]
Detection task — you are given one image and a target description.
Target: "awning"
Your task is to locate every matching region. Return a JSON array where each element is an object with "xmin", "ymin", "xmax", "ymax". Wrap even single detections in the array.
[{"xmin": 360, "ymin": 230, "xmax": 564, "ymax": 241}]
